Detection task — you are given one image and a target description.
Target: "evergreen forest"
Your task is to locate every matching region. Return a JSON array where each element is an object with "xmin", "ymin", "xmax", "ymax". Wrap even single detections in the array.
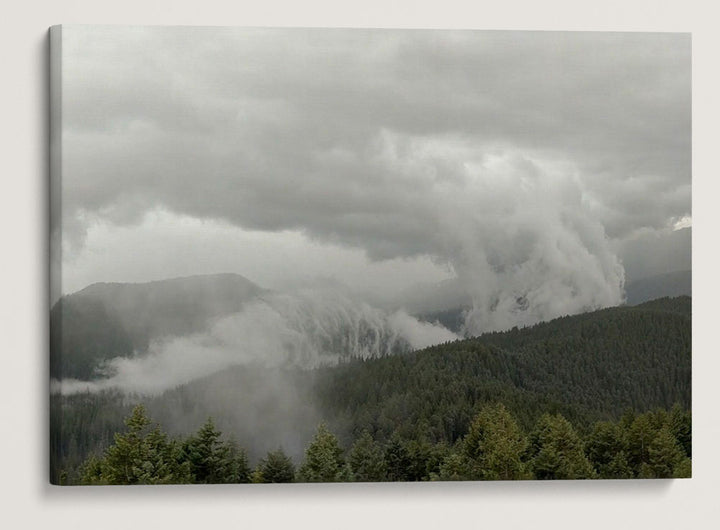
[{"xmin": 51, "ymin": 296, "xmax": 691, "ymax": 484}]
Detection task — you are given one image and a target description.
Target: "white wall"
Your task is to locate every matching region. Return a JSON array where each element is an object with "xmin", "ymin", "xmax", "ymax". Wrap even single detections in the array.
[{"xmin": 2, "ymin": 1, "xmax": 718, "ymax": 529}]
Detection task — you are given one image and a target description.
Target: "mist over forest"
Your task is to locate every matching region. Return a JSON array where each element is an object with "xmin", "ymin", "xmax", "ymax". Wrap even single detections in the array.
[{"xmin": 50, "ymin": 271, "xmax": 691, "ymax": 483}]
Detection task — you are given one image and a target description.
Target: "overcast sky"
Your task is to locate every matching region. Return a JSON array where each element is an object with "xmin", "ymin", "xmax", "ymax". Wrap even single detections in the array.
[{"xmin": 55, "ymin": 26, "xmax": 691, "ymax": 323}]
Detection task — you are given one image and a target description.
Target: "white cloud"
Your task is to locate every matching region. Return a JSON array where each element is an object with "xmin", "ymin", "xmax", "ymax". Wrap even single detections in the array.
[
  {"xmin": 56, "ymin": 27, "xmax": 690, "ymax": 329},
  {"xmin": 53, "ymin": 287, "xmax": 460, "ymax": 395}
]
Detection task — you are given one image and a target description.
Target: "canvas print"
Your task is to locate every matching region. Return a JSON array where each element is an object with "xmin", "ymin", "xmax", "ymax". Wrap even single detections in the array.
[{"xmin": 49, "ymin": 26, "xmax": 691, "ymax": 485}]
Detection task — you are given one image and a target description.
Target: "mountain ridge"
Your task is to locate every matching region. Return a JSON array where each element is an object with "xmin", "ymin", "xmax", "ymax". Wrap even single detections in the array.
[{"xmin": 51, "ymin": 273, "xmax": 265, "ymax": 379}]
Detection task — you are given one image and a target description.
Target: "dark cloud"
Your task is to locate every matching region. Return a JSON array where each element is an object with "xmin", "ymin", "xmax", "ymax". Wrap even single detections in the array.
[
  {"xmin": 61, "ymin": 28, "xmax": 689, "ymax": 237},
  {"xmin": 57, "ymin": 26, "xmax": 691, "ymax": 330}
]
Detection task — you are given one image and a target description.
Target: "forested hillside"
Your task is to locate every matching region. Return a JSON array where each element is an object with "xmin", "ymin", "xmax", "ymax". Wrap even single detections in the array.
[
  {"xmin": 315, "ymin": 296, "xmax": 690, "ymax": 444},
  {"xmin": 51, "ymin": 296, "xmax": 691, "ymax": 483}
]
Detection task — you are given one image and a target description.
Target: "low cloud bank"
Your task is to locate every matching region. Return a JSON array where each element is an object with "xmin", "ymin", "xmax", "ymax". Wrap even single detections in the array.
[{"xmin": 52, "ymin": 287, "xmax": 460, "ymax": 395}]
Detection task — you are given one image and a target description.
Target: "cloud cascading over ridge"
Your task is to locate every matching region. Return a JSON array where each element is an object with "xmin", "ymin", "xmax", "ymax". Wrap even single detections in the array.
[
  {"xmin": 56, "ymin": 27, "xmax": 691, "ymax": 332},
  {"xmin": 52, "ymin": 287, "xmax": 460, "ymax": 395}
]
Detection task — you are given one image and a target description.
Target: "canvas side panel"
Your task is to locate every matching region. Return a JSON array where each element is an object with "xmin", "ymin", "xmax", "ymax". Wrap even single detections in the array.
[
  {"xmin": 49, "ymin": 25, "xmax": 62, "ymax": 309},
  {"xmin": 49, "ymin": 24, "xmax": 63, "ymax": 485}
]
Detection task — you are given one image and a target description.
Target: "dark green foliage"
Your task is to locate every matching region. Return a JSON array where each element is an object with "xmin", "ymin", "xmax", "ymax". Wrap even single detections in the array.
[
  {"xmin": 585, "ymin": 421, "xmax": 631, "ymax": 479},
  {"xmin": 349, "ymin": 432, "xmax": 387, "ymax": 482},
  {"xmin": 226, "ymin": 440, "xmax": 252, "ymax": 483},
  {"xmin": 626, "ymin": 412, "xmax": 656, "ymax": 473},
  {"xmin": 669, "ymin": 404, "xmax": 692, "ymax": 457},
  {"xmin": 461, "ymin": 403, "xmax": 530, "ymax": 480},
  {"xmin": 297, "ymin": 423, "xmax": 352, "ymax": 482},
  {"xmin": 314, "ymin": 297, "xmax": 690, "ymax": 446},
  {"xmin": 643, "ymin": 426, "xmax": 685, "ymax": 478},
  {"xmin": 529, "ymin": 413, "xmax": 595, "ymax": 480},
  {"xmin": 403, "ymin": 438, "xmax": 449, "ymax": 481},
  {"xmin": 435, "ymin": 403, "xmax": 531, "ymax": 482},
  {"xmin": 72, "ymin": 401, "xmax": 690, "ymax": 483},
  {"xmin": 625, "ymin": 408, "xmax": 686, "ymax": 479},
  {"xmin": 80, "ymin": 405, "xmax": 193, "ymax": 485},
  {"xmin": 382, "ymin": 435, "xmax": 445, "ymax": 481},
  {"xmin": 50, "ymin": 390, "xmax": 132, "ymax": 484},
  {"xmin": 435, "ymin": 450, "xmax": 472, "ymax": 481},
  {"xmin": 673, "ymin": 457, "xmax": 692, "ymax": 478},
  {"xmin": 181, "ymin": 418, "xmax": 250, "ymax": 483},
  {"xmin": 77, "ymin": 406, "xmax": 257, "ymax": 485},
  {"xmin": 253, "ymin": 449, "xmax": 296, "ymax": 483},
  {"xmin": 383, "ymin": 434, "xmax": 414, "ymax": 482},
  {"xmin": 599, "ymin": 408, "xmax": 693, "ymax": 479}
]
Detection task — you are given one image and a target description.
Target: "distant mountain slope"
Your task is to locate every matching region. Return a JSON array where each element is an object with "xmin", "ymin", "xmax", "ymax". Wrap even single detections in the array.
[
  {"xmin": 315, "ymin": 296, "xmax": 691, "ymax": 442},
  {"xmin": 50, "ymin": 273, "xmax": 265, "ymax": 379},
  {"xmin": 625, "ymin": 269, "xmax": 691, "ymax": 305}
]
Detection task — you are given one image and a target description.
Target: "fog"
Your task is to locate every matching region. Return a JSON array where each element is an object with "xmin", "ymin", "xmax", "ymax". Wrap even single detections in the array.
[
  {"xmin": 52, "ymin": 283, "xmax": 460, "ymax": 456},
  {"xmin": 52, "ymin": 286, "xmax": 459, "ymax": 395}
]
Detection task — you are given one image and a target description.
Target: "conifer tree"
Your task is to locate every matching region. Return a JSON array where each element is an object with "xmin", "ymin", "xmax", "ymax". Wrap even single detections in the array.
[
  {"xmin": 669, "ymin": 404, "xmax": 692, "ymax": 457},
  {"xmin": 253, "ymin": 449, "xmax": 296, "ymax": 483},
  {"xmin": 585, "ymin": 421, "xmax": 632, "ymax": 479},
  {"xmin": 349, "ymin": 431, "xmax": 387, "ymax": 482},
  {"xmin": 529, "ymin": 413, "xmax": 595, "ymax": 480},
  {"xmin": 434, "ymin": 451, "xmax": 472, "ymax": 481},
  {"xmin": 626, "ymin": 413, "xmax": 656, "ymax": 474},
  {"xmin": 81, "ymin": 404, "xmax": 192, "ymax": 485},
  {"xmin": 225, "ymin": 437, "xmax": 252, "ymax": 483},
  {"xmin": 645, "ymin": 425, "xmax": 685, "ymax": 478},
  {"xmin": 383, "ymin": 434, "xmax": 413, "ymax": 482},
  {"xmin": 297, "ymin": 423, "xmax": 350, "ymax": 482},
  {"xmin": 404, "ymin": 438, "xmax": 447, "ymax": 481},
  {"xmin": 462, "ymin": 403, "xmax": 530, "ymax": 480},
  {"xmin": 182, "ymin": 418, "xmax": 249, "ymax": 483}
]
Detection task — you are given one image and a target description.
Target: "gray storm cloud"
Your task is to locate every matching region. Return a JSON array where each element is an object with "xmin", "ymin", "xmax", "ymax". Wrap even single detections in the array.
[
  {"xmin": 56, "ymin": 27, "xmax": 689, "ymax": 337},
  {"xmin": 367, "ymin": 134, "xmax": 625, "ymax": 332}
]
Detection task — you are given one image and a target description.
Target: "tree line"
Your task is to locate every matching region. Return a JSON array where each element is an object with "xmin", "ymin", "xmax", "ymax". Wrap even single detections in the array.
[{"xmin": 68, "ymin": 401, "xmax": 690, "ymax": 485}]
